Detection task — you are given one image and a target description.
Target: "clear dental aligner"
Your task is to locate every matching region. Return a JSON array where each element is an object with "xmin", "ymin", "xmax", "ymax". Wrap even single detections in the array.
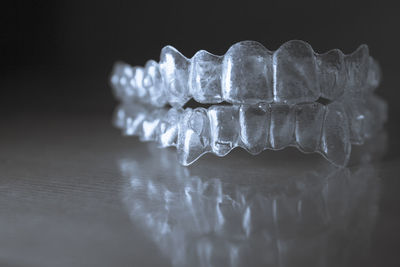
[
  {"xmin": 113, "ymin": 94, "xmax": 387, "ymax": 167},
  {"xmin": 110, "ymin": 40, "xmax": 381, "ymax": 107},
  {"xmin": 110, "ymin": 40, "xmax": 387, "ymax": 167}
]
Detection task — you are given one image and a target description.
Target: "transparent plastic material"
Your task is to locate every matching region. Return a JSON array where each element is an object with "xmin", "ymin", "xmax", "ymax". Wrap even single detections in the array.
[
  {"xmin": 111, "ymin": 40, "xmax": 386, "ymax": 167},
  {"xmin": 110, "ymin": 40, "xmax": 381, "ymax": 107},
  {"xmin": 113, "ymin": 94, "xmax": 386, "ymax": 167}
]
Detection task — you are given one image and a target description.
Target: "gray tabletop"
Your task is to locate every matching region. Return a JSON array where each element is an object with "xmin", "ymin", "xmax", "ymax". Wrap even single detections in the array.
[{"xmin": 0, "ymin": 113, "xmax": 399, "ymax": 267}]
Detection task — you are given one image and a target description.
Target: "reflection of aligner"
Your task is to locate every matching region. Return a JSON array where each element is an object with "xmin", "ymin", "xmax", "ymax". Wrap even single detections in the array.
[{"xmin": 121, "ymin": 142, "xmax": 381, "ymax": 267}]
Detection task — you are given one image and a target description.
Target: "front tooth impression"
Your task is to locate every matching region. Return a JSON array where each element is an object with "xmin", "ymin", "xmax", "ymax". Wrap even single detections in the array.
[
  {"xmin": 177, "ymin": 108, "xmax": 211, "ymax": 165},
  {"xmin": 190, "ymin": 50, "xmax": 223, "ymax": 103},
  {"xmin": 319, "ymin": 102, "xmax": 351, "ymax": 167},
  {"xmin": 295, "ymin": 103, "xmax": 325, "ymax": 152},
  {"xmin": 159, "ymin": 46, "xmax": 191, "ymax": 107},
  {"xmin": 273, "ymin": 40, "xmax": 320, "ymax": 104},
  {"xmin": 269, "ymin": 104, "xmax": 295, "ymax": 150},
  {"xmin": 208, "ymin": 105, "xmax": 240, "ymax": 156},
  {"xmin": 222, "ymin": 41, "xmax": 273, "ymax": 104},
  {"xmin": 316, "ymin": 49, "xmax": 346, "ymax": 101},
  {"xmin": 239, "ymin": 103, "xmax": 270, "ymax": 154}
]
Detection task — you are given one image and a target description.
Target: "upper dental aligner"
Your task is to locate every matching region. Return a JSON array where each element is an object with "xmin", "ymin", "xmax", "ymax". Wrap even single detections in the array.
[
  {"xmin": 110, "ymin": 40, "xmax": 381, "ymax": 107},
  {"xmin": 113, "ymin": 93, "xmax": 387, "ymax": 167}
]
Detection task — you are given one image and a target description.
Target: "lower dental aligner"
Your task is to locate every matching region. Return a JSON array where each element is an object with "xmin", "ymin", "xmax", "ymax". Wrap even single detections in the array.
[
  {"xmin": 111, "ymin": 40, "xmax": 387, "ymax": 167},
  {"xmin": 110, "ymin": 40, "xmax": 381, "ymax": 107},
  {"xmin": 113, "ymin": 94, "xmax": 387, "ymax": 167}
]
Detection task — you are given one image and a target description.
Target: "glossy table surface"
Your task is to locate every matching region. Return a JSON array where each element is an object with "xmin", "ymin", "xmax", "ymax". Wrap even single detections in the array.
[{"xmin": 1, "ymin": 113, "xmax": 399, "ymax": 267}]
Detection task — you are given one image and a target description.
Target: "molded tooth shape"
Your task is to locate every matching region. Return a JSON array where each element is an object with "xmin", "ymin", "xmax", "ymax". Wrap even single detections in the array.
[
  {"xmin": 140, "ymin": 109, "xmax": 165, "ymax": 142},
  {"xmin": 208, "ymin": 106, "xmax": 240, "ymax": 156},
  {"xmin": 295, "ymin": 103, "xmax": 325, "ymax": 152},
  {"xmin": 239, "ymin": 103, "xmax": 270, "ymax": 154},
  {"xmin": 177, "ymin": 108, "xmax": 211, "ymax": 165},
  {"xmin": 110, "ymin": 62, "xmax": 135, "ymax": 100},
  {"xmin": 316, "ymin": 49, "xmax": 345, "ymax": 101},
  {"xmin": 222, "ymin": 41, "xmax": 273, "ymax": 104},
  {"xmin": 319, "ymin": 102, "xmax": 351, "ymax": 167},
  {"xmin": 157, "ymin": 107, "xmax": 183, "ymax": 147},
  {"xmin": 269, "ymin": 104, "xmax": 295, "ymax": 149},
  {"xmin": 190, "ymin": 50, "xmax": 223, "ymax": 103},
  {"xmin": 159, "ymin": 46, "xmax": 191, "ymax": 107},
  {"xmin": 143, "ymin": 60, "xmax": 167, "ymax": 107},
  {"xmin": 273, "ymin": 40, "xmax": 320, "ymax": 104},
  {"xmin": 344, "ymin": 44, "xmax": 369, "ymax": 94},
  {"xmin": 121, "ymin": 105, "xmax": 148, "ymax": 136},
  {"xmin": 132, "ymin": 67, "xmax": 146, "ymax": 98}
]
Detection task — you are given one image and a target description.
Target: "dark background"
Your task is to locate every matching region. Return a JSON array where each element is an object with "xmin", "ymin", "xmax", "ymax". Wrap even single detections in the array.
[
  {"xmin": 2, "ymin": 0, "xmax": 399, "ymax": 117},
  {"xmin": 1, "ymin": 2, "xmax": 400, "ymax": 266}
]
